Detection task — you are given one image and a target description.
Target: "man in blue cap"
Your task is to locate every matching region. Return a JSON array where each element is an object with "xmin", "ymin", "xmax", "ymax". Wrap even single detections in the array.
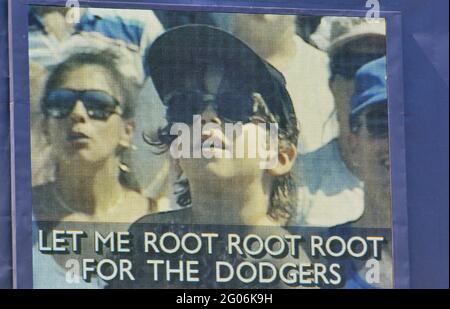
[
  {"xmin": 349, "ymin": 56, "xmax": 391, "ymax": 229},
  {"xmin": 327, "ymin": 56, "xmax": 392, "ymax": 289},
  {"xmin": 337, "ymin": 56, "xmax": 393, "ymax": 289}
]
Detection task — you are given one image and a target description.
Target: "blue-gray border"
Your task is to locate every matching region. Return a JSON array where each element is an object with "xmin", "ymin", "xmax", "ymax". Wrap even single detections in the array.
[
  {"xmin": 0, "ymin": 0, "xmax": 12, "ymax": 289},
  {"xmin": 8, "ymin": 0, "xmax": 409, "ymax": 289}
]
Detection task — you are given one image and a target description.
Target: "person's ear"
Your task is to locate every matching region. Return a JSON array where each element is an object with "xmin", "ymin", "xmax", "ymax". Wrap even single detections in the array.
[
  {"xmin": 268, "ymin": 144, "xmax": 297, "ymax": 177},
  {"xmin": 172, "ymin": 158, "xmax": 184, "ymax": 177},
  {"xmin": 119, "ymin": 120, "xmax": 135, "ymax": 149}
]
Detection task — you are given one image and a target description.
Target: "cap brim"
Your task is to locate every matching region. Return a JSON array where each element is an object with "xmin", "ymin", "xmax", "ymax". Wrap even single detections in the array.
[
  {"xmin": 144, "ymin": 24, "xmax": 277, "ymax": 100},
  {"xmin": 143, "ymin": 24, "xmax": 297, "ymax": 133},
  {"xmin": 351, "ymin": 93, "xmax": 387, "ymax": 117}
]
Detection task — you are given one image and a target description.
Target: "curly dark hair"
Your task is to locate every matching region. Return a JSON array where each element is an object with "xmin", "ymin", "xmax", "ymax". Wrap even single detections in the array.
[{"xmin": 144, "ymin": 92, "xmax": 300, "ymax": 224}]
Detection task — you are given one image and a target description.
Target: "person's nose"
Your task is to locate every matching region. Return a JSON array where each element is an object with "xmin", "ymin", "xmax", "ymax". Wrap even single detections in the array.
[
  {"xmin": 69, "ymin": 100, "xmax": 88, "ymax": 123},
  {"xmin": 201, "ymin": 104, "xmax": 222, "ymax": 126}
]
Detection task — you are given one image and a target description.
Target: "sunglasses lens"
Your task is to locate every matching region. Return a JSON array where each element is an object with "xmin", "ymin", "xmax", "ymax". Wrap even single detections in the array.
[
  {"xmin": 43, "ymin": 90, "xmax": 119, "ymax": 120},
  {"xmin": 217, "ymin": 93, "xmax": 253, "ymax": 123},
  {"xmin": 44, "ymin": 90, "xmax": 77, "ymax": 118},
  {"xmin": 165, "ymin": 91, "xmax": 253, "ymax": 124},
  {"xmin": 82, "ymin": 91, "xmax": 119, "ymax": 120},
  {"xmin": 366, "ymin": 109, "xmax": 389, "ymax": 138},
  {"xmin": 166, "ymin": 91, "xmax": 206, "ymax": 123}
]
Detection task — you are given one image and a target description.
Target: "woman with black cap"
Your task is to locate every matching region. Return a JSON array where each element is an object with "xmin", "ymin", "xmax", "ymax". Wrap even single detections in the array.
[
  {"xmin": 142, "ymin": 24, "xmax": 301, "ymax": 227},
  {"xmin": 116, "ymin": 25, "xmax": 314, "ymax": 289}
]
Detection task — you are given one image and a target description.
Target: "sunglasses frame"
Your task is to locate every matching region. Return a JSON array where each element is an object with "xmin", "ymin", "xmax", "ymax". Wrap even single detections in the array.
[
  {"xmin": 163, "ymin": 89, "xmax": 256, "ymax": 124},
  {"xmin": 351, "ymin": 105, "xmax": 389, "ymax": 139},
  {"xmin": 42, "ymin": 88, "xmax": 123, "ymax": 121}
]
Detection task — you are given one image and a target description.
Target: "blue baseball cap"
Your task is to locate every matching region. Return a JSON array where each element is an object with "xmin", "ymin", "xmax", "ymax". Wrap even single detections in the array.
[{"xmin": 350, "ymin": 56, "xmax": 387, "ymax": 119}]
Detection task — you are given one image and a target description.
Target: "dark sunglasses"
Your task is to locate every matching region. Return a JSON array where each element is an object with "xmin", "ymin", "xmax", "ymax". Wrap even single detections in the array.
[
  {"xmin": 164, "ymin": 90, "xmax": 256, "ymax": 124},
  {"xmin": 352, "ymin": 106, "xmax": 389, "ymax": 138},
  {"xmin": 42, "ymin": 89, "xmax": 122, "ymax": 120},
  {"xmin": 364, "ymin": 108, "xmax": 389, "ymax": 138}
]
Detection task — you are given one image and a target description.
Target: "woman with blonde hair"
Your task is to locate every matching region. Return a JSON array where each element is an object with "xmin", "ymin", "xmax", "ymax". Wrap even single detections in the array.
[{"xmin": 32, "ymin": 49, "xmax": 156, "ymax": 225}]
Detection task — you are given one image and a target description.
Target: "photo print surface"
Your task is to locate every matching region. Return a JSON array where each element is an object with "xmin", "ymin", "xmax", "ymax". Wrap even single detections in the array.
[{"xmin": 29, "ymin": 6, "xmax": 392, "ymax": 289}]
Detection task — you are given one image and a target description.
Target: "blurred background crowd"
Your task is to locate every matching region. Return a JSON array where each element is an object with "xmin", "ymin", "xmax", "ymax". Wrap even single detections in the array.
[{"xmin": 28, "ymin": 6, "xmax": 389, "ymax": 229}]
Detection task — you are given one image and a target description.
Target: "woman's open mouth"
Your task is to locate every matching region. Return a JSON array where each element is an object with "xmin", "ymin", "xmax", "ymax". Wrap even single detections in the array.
[{"xmin": 67, "ymin": 131, "xmax": 90, "ymax": 143}]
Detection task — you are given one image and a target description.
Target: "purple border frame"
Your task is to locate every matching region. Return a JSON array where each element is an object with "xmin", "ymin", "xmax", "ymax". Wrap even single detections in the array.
[
  {"xmin": 9, "ymin": 0, "xmax": 409, "ymax": 289},
  {"xmin": 0, "ymin": 0, "xmax": 12, "ymax": 289}
]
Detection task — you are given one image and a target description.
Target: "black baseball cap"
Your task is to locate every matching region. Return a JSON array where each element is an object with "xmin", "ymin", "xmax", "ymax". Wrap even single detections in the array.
[{"xmin": 143, "ymin": 24, "xmax": 298, "ymax": 135}]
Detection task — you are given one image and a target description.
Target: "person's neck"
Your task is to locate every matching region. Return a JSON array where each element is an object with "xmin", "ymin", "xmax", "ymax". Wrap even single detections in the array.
[
  {"xmin": 55, "ymin": 157, "xmax": 124, "ymax": 216},
  {"xmin": 189, "ymin": 176, "xmax": 272, "ymax": 225}
]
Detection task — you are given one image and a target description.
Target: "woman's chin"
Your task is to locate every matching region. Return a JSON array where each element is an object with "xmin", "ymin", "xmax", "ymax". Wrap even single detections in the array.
[
  {"xmin": 58, "ymin": 150, "xmax": 107, "ymax": 166},
  {"xmin": 182, "ymin": 157, "xmax": 262, "ymax": 182}
]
